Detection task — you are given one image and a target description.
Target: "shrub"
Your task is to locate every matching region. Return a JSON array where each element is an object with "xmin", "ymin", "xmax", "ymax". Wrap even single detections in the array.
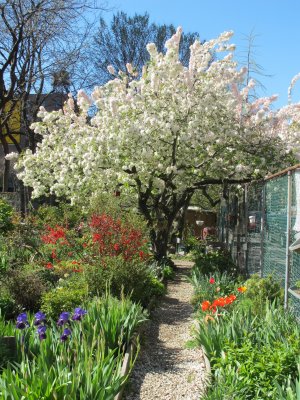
[
  {"xmin": 162, "ymin": 265, "xmax": 175, "ymax": 280},
  {"xmin": 5, "ymin": 266, "xmax": 48, "ymax": 312},
  {"xmin": 148, "ymin": 257, "xmax": 175, "ymax": 280},
  {"xmin": 88, "ymin": 213, "xmax": 149, "ymax": 261},
  {"xmin": 193, "ymin": 250, "xmax": 237, "ymax": 276},
  {"xmin": 0, "ymin": 285, "xmax": 18, "ymax": 319},
  {"xmin": 87, "ymin": 192, "xmax": 148, "ymax": 235},
  {"xmin": 41, "ymin": 282, "xmax": 88, "ymax": 319},
  {"xmin": 0, "ymin": 199, "xmax": 14, "ymax": 233},
  {"xmin": 1, "ymin": 216, "xmax": 42, "ymax": 269},
  {"xmin": 84, "ymin": 256, "xmax": 163, "ymax": 307},
  {"xmin": 241, "ymin": 274, "xmax": 284, "ymax": 314},
  {"xmin": 34, "ymin": 203, "xmax": 84, "ymax": 229},
  {"xmin": 147, "ymin": 276, "xmax": 166, "ymax": 298}
]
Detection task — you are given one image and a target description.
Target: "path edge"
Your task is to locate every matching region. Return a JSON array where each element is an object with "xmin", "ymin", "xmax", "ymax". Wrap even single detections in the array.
[{"xmin": 115, "ymin": 337, "xmax": 138, "ymax": 400}]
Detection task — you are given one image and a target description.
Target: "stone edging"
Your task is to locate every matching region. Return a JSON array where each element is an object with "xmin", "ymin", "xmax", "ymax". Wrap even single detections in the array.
[
  {"xmin": 114, "ymin": 337, "xmax": 138, "ymax": 400},
  {"xmin": 201, "ymin": 345, "xmax": 211, "ymax": 376}
]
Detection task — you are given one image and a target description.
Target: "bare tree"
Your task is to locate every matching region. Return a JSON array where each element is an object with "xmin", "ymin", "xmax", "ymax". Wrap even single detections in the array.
[
  {"xmin": 92, "ymin": 11, "xmax": 201, "ymax": 84},
  {"xmin": 0, "ymin": 0, "xmax": 106, "ymax": 192},
  {"xmin": 237, "ymin": 30, "xmax": 271, "ymax": 100}
]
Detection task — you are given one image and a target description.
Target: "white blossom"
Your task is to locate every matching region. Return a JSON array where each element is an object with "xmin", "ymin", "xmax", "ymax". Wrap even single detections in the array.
[
  {"xmin": 16, "ymin": 28, "xmax": 300, "ymax": 203},
  {"xmin": 5, "ymin": 152, "xmax": 19, "ymax": 161},
  {"xmin": 107, "ymin": 65, "xmax": 115, "ymax": 75}
]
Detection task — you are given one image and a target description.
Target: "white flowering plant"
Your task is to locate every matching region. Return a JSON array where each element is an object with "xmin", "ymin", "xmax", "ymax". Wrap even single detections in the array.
[{"xmin": 16, "ymin": 28, "xmax": 300, "ymax": 259}]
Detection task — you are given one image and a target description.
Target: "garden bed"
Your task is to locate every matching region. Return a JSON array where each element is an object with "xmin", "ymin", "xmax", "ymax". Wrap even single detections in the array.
[
  {"xmin": 0, "ymin": 200, "xmax": 175, "ymax": 397},
  {"xmin": 189, "ymin": 250, "xmax": 300, "ymax": 399},
  {"xmin": 0, "ymin": 295, "xmax": 146, "ymax": 398}
]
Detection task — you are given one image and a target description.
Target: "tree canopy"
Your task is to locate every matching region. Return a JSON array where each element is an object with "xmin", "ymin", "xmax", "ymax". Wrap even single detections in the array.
[
  {"xmin": 91, "ymin": 11, "xmax": 200, "ymax": 84},
  {"xmin": 16, "ymin": 28, "xmax": 300, "ymax": 258}
]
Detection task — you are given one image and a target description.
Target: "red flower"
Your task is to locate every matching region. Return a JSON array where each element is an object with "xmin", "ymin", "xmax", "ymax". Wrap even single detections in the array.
[
  {"xmin": 45, "ymin": 262, "xmax": 53, "ymax": 269},
  {"xmin": 209, "ymin": 277, "xmax": 215, "ymax": 284},
  {"xmin": 114, "ymin": 243, "xmax": 120, "ymax": 251},
  {"xmin": 201, "ymin": 300, "xmax": 211, "ymax": 311},
  {"xmin": 93, "ymin": 233, "xmax": 101, "ymax": 242},
  {"xmin": 209, "ymin": 305, "xmax": 217, "ymax": 313},
  {"xmin": 213, "ymin": 297, "xmax": 226, "ymax": 307},
  {"xmin": 41, "ymin": 226, "xmax": 66, "ymax": 244}
]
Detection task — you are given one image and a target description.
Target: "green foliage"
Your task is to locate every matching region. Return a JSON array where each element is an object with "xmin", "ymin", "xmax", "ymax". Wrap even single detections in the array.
[
  {"xmin": 147, "ymin": 276, "xmax": 166, "ymax": 298},
  {"xmin": 84, "ymin": 256, "xmax": 158, "ymax": 306},
  {"xmin": 148, "ymin": 257, "xmax": 175, "ymax": 280},
  {"xmin": 34, "ymin": 203, "xmax": 84, "ymax": 229},
  {"xmin": 0, "ymin": 216, "xmax": 41, "ymax": 270},
  {"xmin": 0, "ymin": 295, "xmax": 146, "ymax": 398},
  {"xmin": 162, "ymin": 265, "xmax": 175, "ymax": 280},
  {"xmin": 0, "ymin": 285, "xmax": 18, "ymax": 320},
  {"xmin": 197, "ymin": 301, "xmax": 300, "ymax": 399},
  {"xmin": 212, "ymin": 339, "xmax": 298, "ymax": 399},
  {"xmin": 193, "ymin": 250, "xmax": 237, "ymax": 276},
  {"xmin": 184, "ymin": 233, "xmax": 205, "ymax": 254},
  {"xmin": 241, "ymin": 274, "xmax": 284, "ymax": 314},
  {"xmin": 189, "ymin": 271, "xmax": 237, "ymax": 309},
  {"xmin": 84, "ymin": 295, "xmax": 147, "ymax": 351},
  {"xmin": 5, "ymin": 266, "xmax": 48, "ymax": 312},
  {"xmin": 0, "ymin": 199, "xmax": 14, "ymax": 233},
  {"xmin": 41, "ymin": 282, "xmax": 88, "ymax": 319},
  {"xmin": 196, "ymin": 306, "xmax": 256, "ymax": 360}
]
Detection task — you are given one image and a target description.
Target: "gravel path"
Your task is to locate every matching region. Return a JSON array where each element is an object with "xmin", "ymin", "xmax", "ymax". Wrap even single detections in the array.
[{"xmin": 124, "ymin": 261, "xmax": 207, "ymax": 400}]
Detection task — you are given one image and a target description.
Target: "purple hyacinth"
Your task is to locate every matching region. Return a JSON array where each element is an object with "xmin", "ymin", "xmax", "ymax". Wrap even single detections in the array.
[
  {"xmin": 34, "ymin": 311, "xmax": 46, "ymax": 326},
  {"xmin": 72, "ymin": 307, "xmax": 87, "ymax": 321},
  {"xmin": 16, "ymin": 313, "xmax": 29, "ymax": 330},
  {"xmin": 57, "ymin": 312, "xmax": 70, "ymax": 326},
  {"xmin": 37, "ymin": 325, "xmax": 47, "ymax": 340},
  {"xmin": 60, "ymin": 328, "xmax": 71, "ymax": 342}
]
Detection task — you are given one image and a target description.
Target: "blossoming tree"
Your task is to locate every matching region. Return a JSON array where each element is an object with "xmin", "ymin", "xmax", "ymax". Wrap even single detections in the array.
[{"xmin": 16, "ymin": 28, "xmax": 300, "ymax": 259}]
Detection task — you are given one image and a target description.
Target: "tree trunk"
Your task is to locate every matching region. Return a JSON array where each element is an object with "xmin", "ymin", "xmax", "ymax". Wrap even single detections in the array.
[
  {"xmin": 2, "ymin": 159, "xmax": 9, "ymax": 192},
  {"xmin": 151, "ymin": 228, "xmax": 170, "ymax": 260}
]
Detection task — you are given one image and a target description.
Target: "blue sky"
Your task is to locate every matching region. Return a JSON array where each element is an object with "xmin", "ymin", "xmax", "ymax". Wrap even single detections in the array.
[{"xmin": 104, "ymin": 0, "xmax": 300, "ymax": 109}]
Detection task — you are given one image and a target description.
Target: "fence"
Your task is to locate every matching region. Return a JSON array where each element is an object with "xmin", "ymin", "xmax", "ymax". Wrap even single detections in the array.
[{"xmin": 219, "ymin": 164, "xmax": 300, "ymax": 319}]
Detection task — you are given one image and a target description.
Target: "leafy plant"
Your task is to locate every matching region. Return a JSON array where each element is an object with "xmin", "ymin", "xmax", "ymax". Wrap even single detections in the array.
[
  {"xmin": 0, "ymin": 199, "xmax": 14, "ymax": 233},
  {"xmin": 41, "ymin": 284, "xmax": 88, "ymax": 319},
  {"xmin": 0, "ymin": 285, "xmax": 18, "ymax": 320},
  {"xmin": 241, "ymin": 274, "xmax": 284, "ymax": 314},
  {"xmin": 189, "ymin": 271, "xmax": 237, "ymax": 309},
  {"xmin": 148, "ymin": 257, "xmax": 175, "ymax": 280},
  {"xmin": 5, "ymin": 266, "xmax": 48, "ymax": 312},
  {"xmin": 193, "ymin": 250, "xmax": 237, "ymax": 276},
  {"xmin": 197, "ymin": 301, "xmax": 300, "ymax": 400},
  {"xmin": 0, "ymin": 295, "xmax": 146, "ymax": 398}
]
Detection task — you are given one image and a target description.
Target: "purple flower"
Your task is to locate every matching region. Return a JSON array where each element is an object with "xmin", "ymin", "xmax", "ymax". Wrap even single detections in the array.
[
  {"xmin": 16, "ymin": 313, "xmax": 29, "ymax": 330},
  {"xmin": 34, "ymin": 311, "xmax": 46, "ymax": 326},
  {"xmin": 57, "ymin": 312, "xmax": 70, "ymax": 326},
  {"xmin": 37, "ymin": 325, "xmax": 47, "ymax": 340},
  {"xmin": 72, "ymin": 307, "xmax": 87, "ymax": 321},
  {"xmin": 60, "ymin": 328, "xmax": 71, "ymax": 342}
]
